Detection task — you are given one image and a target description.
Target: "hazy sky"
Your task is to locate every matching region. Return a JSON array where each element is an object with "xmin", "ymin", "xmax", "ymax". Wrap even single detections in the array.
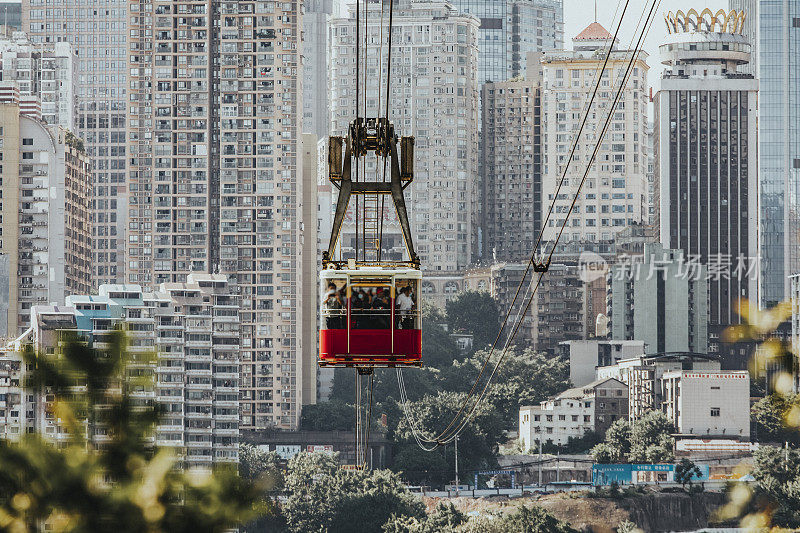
[{"xmin": 564, "ymin": 0, "xmax": 730, "ymax": 88}]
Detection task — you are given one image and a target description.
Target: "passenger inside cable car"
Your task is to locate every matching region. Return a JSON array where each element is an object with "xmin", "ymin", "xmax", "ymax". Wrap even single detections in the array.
[{"xmin": 319, "ymin": 270, "xmax": 422, "ymax": 366}]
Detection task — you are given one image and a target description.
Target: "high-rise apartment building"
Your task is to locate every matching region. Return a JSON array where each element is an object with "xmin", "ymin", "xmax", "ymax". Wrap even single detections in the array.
[
  {"xmin": 540, "ymin": 23, "xmax": 649, "ymax": 244},
  {"xmin": 0, "ymin": 276, "xmax": 240, "ymax": 466},
  {"xmin": 127, "ymin": 0, "xmax": 305, "ymax": 430},
  {"xmin": 330, "ymin": 0, "xmax": 480, "ymax": 272},
  {"xmin": 0, "ymin": 33, "xmax": 77, "ymax": 130},
  {"xmin": 655, "ymin": 11, "xmax": 758, "ymax": 366},
  {"xmin": 481, "ymin": 53, "xmax": 542, "ymax": 261},
  {"xmin": 451, "ymin": 0, "xmax": 563, "ymax": 83},
  {"xmin": 23, "ymin": 0, "xmax": 130, "ymax": 286},
  {"xmin": 0, "ymin": 101, "xmax": 92, "ymax": 336}
]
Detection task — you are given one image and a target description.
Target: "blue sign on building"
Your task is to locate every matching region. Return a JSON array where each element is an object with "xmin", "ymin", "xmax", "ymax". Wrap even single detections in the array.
[{"xmin": 592, "ymin": 464, "xmax": 710, "ymax": 486}]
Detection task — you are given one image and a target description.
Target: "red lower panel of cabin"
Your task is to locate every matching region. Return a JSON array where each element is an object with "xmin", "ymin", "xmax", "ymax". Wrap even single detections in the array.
[{"xmin": 319, "ymin": 329, "xmax": 422, "ymax": 366}]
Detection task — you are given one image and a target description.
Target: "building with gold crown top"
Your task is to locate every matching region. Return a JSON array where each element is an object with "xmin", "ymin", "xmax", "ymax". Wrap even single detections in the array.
[{"xmin": 654, "ymin": 8, "xmax": 758, "ymax": 369}]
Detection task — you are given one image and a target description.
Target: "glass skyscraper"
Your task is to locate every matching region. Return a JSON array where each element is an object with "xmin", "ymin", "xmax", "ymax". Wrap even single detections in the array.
[
  {"xmin": 452, "ymin": 0, "xmax": 563, "ymax": 83},
  {"xmin": 757, "ymin": 0, "xmax": 800, "ymax": 307}
]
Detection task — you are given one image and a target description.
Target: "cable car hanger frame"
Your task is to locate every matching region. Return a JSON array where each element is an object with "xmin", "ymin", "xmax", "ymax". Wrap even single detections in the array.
[{"xmin": 323, "ymin": 117, "xmax": 420, "ymax": 270}]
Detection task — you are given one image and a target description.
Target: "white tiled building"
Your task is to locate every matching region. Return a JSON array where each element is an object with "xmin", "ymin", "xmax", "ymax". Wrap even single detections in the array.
[
  {"xmin": 661, "ymin": 370, "xmax": 750, "ymax": 440},
  {"xmin": 519, "ymin": 377, "xmax": 628, "ymax": 449},
  {"xmin": 329, "ymin": 0, "xmax": 481, "ymax": 271},
  {"xmin": 0, "ymin": 32, "xmax": 77, "ymax": 130}
]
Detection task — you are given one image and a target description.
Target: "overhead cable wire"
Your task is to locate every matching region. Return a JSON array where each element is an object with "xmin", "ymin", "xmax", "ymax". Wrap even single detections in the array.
[
  {"xmin": 432, "ymin": 0, "xmax": 662, "ymax": 447},
  {"xmin": 396, "ymin": 0, "xmax": 632, "ymax": 448},
  {"xmin": 397, "ymin": 0, "xmax": 661, "ymax": 449}
]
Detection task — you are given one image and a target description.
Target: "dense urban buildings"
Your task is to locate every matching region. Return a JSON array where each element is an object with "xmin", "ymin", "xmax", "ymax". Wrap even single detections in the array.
[
  {"xmin": 597, "ymin": 352, "xmax": 723, "ymax": 421},
  {"xmin": 481, "ymin": 53, "xmax": 542, "ymax": 261},
  {"xmin": 0, "ymin": 100, "xmax": 91, "ymax": 336},
  {"xmin": 531, "ymin": 263, "xmax": 586, "ymax": 354},
  {"xmin": 303, "ymin": 0, "xmax": 335, "ymax": 140},
  {"xmin": 540, "ymin": 23, "xmax": 650, "ymax": 244},
  {"xmin": 0, "ymin": 276, "xmax": 240, "ymax": 466},
  {"xmin": 23, "ymin": 0, "xmax": 130, "ymax": 286},
  {"xmin": 330, "ymin": 0, "xmax": 480, "ymax": 271},
  {"xmin": 519, "ymin": 377, "xmax": 628, "ymax": 448},
  {"xmin": 655, "ymin": 12, "xmax": 758, "ymax": 366},
  {"xmin": 608, "ymin": 244, "xmax": 709, "ymax": 355},
  {"xmin": 0, "ymin": 32, "xmax": 77, "ymax": 129},
  {"xmin": 125, "ymin": 0, "xmax": 306, "ymax": 430},
  {"xmin": 451, "ymin": 0, "xmax": 563, "ymax": 83}
]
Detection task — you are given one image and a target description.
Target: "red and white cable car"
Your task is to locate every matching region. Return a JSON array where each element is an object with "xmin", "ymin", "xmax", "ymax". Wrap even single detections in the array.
[
  {"xmin": 319, "ymin": 118, "xmax": 422, "ymax": 368},
  {"xmin": 319, "ymin": 267, "xmax": 421, "ymax": 367}
]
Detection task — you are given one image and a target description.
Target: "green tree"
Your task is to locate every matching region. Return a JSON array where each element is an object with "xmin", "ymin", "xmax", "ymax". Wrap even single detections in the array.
[
  {"xmin": 591, "ymin": 412, "xmax": 674, "ymax": 464},
  {"xmin": 445, "ymin": 291, "xmax": 500, "ymax": 350},
  {"xmin": 239, "ymin": 444, "xmax": 284, "ymax": 489},
  {"xmin": 752, "ymin": 394, "xmax": 800, "ymax": 444},
  {"xmin": 283, "ymin": 452, "xmax": 425, "ymax": 533},
  {"xmin": 382, "ymin": 502, "xmax": 467, "ymax": 533},
  {"xmin": 393, "ymin": 391, "xmax": 504, "ymax": 486},
  {"xmin": 440, "ymin": 347, "xmax": 570, "ymax": 430},
  {"xmin": 422, "ymin": 308, "xmax": 462, "ymax": 368},
  {"xmin": 750, "ymin": 445, "xmax": 800, "ymax": 527},
  {"xmin": 674, "ymin": 458, "xmax": 702, "ymax": 490},
  {"xmin": 464, "ymin": 505, "xmax": 577, "ymax": 533},
  {"xmin": 591, "ymin": 418, "xmax": 632, "ymax": 463},
  {"xmin": 238, "ymin": 445, "xmax": 285, "ymax": 532},
  {"xmin": 300, "ymin": 400, "xmax": 356, "ymax": 431},
  {"xmin": 629, "ymin": 411, "xmax": 675, "ymax": 463},
  {"xmin": 0, "ymin": 332, "xmax": 261, "ymax": 532}
]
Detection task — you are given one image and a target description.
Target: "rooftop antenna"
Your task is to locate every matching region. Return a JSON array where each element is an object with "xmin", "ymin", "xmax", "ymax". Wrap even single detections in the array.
[{"xmin": 594, "ymin": 0, "xmax": 597, "ymax": 23}]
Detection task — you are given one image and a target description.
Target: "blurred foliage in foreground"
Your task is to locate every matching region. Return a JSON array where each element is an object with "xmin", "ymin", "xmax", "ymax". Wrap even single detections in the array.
[
  {"xmin": 0, "ymin": 331, "xmax": 265, "ymax": 532},
  {"xmin": 716, "ymin": 301, "xmax": 800, "ymax": 529}
]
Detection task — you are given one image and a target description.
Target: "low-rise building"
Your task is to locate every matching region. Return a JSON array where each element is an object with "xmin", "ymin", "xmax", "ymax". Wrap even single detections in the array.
[
  {"xmin": 559, "ymin": 339, "xmax": 646, "ymax": 387},
  {"xmin": 519, "ymin": 378, "xmax": 628, "ymax": 450},
  {"xmin": 596, "ymin": 353, "xmax": 721, "ymax": 420},
  {"xmin": 661, "ymin": 370, "xmax": 750, "ymax": 440}
]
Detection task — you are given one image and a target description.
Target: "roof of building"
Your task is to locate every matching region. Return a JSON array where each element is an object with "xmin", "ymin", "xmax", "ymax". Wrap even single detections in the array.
[
  {"xmin": 556, "ymin": 377, "xmax": 626, "ymax": 399},
  {"xmin": 574, "ymin": 22, "xmax": 613, "ymax": 41}
]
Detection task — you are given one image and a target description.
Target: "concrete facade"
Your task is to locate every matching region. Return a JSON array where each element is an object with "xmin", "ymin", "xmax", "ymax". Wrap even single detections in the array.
[
  {"xmin": 0, "ymin": 103, "xmax": 91, "ymax": 336},
  {"xmin": 0, "ymin": 276, "xmax": 241, "ymax": 466},
  {"xmin": 481, "ymin": 53, "xmax": 542, "ymax": 262},
  {"xmin": 0, "ymin": 33, "xmax": 77, "ymax": 130},
  {"xmin": 24, "ymin": 0, "xmax": 130, "ymax": 286},
  {"xmin": 329, "ymin": 0, "xmax": 480, "ymax": 271},
  {"xmin": 540, "ymin": 23, "xmax": 649, "ymax": 244},
  {"xmin": 596, "ymin": 353, "xmax": 722, "ymax": 422},
  {"xmin": 126, "ymin": 0, "xmax": 305, "ymax": 430},
  {"xmin": 661, "ymin": 370, "xmax": 750, "ymax": 440},
  {"xmin": 519, "ymin": 378, "xmax": 628, "ymax": 449},
  {"xmin": 559, "ymin": 339, "xmax": 646, "ymax": 387},
  {"xmin": 608, "ymin": 244, "xmax": 708, "ymax": 355}
]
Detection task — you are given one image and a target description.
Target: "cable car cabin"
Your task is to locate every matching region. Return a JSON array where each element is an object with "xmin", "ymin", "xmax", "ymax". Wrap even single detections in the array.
[{"xmin": 319, "ymin": 267, "xmax": 422, "ymax": 367}]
